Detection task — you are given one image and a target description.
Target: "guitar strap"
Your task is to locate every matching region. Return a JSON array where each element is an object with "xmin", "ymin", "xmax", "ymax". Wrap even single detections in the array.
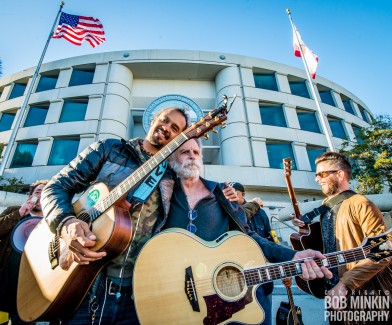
[
  {"xmin": 299, "ymin": 190, "xmax": 356, "ymax": 223},
  {"xmin": 132, "ymin": 161, "xmax": 168, "ymax": 203}
]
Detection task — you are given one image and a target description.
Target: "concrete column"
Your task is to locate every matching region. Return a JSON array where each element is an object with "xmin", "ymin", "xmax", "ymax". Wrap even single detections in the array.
[
  {"xmin": 293, "ymin": 142, "xmax": 311, "ymax": 171},
  {"xmin": 33, "ymin": 137, "xmax": 52, "ymax": 166},
  {"xmin": 351, "ymin": 101, "xmax": 362, "ymax": 117},
  {"xmin": 332, "ymin": 90, "xmax": 344, "ymax": 110},
  {"xmin": 283, "ymin": 104, "xmax": 300, "ymax": 129},
  {"xmin": 216, "ymin": 66, "xmax": 252, "ymax": 166},
  {"xmin": 93, "ymin": 63, "xmax": 109, "ymax": 84},
  {"xmin": 85, "ymin": 95, "xmax": 103, "ymax": 120},
  {"xmin": 45, "ymin": 99, "xmax": 63, "ymax": 124},
  {"xmin": 56, "ymin": 67, "xmax": 72, "ymax": 88},
  {"xmin": 98, "ymin": 63, "xmax": 133, "ymax": 139},
  {"xmin": 252, "ymin": 138, "xmax": 269, "ymax": 167},
  {"xmin": 344, "ymin": 121, "xmax": 356, "ymax": 141},
  {"xmin": 276, "ymin": 73, "xmax": 291, "ymax": 93},
  {"xmin": 0, "ymin": 85, "xmax": 12, "ymax": 102}
]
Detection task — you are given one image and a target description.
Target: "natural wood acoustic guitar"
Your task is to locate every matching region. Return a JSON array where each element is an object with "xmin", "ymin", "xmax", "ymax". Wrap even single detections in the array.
[{"xmin": 133, "ymin": 228, "xmax": 392, "ymax": 324}]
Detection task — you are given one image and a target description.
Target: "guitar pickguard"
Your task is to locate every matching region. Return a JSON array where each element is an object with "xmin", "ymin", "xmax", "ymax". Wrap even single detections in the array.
[{"xmin": 203, "ymin": 287, "xmax": 253, "ymax": 325}]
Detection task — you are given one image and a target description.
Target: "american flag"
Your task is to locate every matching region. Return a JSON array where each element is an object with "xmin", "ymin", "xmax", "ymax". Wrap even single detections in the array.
[{"xmin": 52, "ymin": 12, "xmax": 106, "ymax": 48}]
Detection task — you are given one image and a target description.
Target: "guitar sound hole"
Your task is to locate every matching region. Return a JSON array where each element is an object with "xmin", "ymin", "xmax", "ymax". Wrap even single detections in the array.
[{"xmin": 213, "ymin": 263, "xmax": 246, "ymax": 301}]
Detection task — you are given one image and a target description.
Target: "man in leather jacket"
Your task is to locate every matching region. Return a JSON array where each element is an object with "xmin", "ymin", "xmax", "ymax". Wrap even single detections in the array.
[{"xmin": 41, "ymin": 108, "xmax": 331, "ymax": 324}]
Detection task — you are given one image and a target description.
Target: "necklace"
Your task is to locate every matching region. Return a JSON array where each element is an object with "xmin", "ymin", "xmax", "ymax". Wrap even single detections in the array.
[{"xmin": 139, "ymin": 139, "xmax": 154, "ymax": 157}]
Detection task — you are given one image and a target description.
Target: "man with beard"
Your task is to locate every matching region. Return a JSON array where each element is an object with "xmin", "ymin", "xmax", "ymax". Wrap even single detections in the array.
[
  {"xmin": 0, "ymin": 179, "xmax": 48, "ymax": 324},
  {"xmin": 292, "ymin": 152, "xmax": 391, "ymax": 324},
  {"xmin": 41, "ymin": 107, "xmax": 189, "ymax": 324},
  {"xmin": 163, "ymin": 138, "xmax": 331, "ymax": 324}
]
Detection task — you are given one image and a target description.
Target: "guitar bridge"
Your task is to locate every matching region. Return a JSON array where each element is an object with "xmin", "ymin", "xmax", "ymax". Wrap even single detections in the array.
[
  {"xmin": 48, "ymin": 236, "xmax": 60, "ymax": 269},
  {"xmin": 184, "ymin": 266, "xmax": 200, "ymax": 312}
]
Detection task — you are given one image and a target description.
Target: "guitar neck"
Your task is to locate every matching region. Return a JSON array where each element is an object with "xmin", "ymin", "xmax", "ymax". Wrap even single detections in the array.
[
  {"xmin": 244, "ymin": 247, "xmax": 365, "ymax": 286},
  {"xmin": 284, "ymin": 176, "xmax": 301, "ymax": 218},
  {"xmin": 90, "ymin": 132, "xmax": 189, "ymax": 220}
]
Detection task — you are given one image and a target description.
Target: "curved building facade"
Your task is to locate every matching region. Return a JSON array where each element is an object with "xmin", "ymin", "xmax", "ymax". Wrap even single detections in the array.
[{"xmin": 0, "ymin": 50, "xmax": 372, "ymax": 226}]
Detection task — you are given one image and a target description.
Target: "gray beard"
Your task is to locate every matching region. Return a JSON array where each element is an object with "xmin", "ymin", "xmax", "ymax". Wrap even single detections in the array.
[{"xmin": 171, "ymin": 160, "xmax": 203, "ymax": 179}]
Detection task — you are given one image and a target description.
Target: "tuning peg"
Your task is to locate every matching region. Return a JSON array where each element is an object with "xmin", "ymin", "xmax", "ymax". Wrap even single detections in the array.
[
  {"xmin": 212, "ymin": 128, "xmax": 218, "ymax": 133},
  {"xmin": 220, "ymin": 123, "xmax": 227, "ymax": 129},
  {"xmin": 205, "ymin": 122, "xmax": 210, "ymax": 127},
  {"xmin": 204, "ymin": 134, "xmax": 209, "ymax": 140}
]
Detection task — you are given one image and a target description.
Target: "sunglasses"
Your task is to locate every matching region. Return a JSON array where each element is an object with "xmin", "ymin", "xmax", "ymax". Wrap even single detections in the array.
[
  {"xmin": 187, "ymin": 209, "xmax": 198, "ymax": 233},
  {"xmin": 315, "ymin": 170, "xmax": 339, "ymax": 178}
]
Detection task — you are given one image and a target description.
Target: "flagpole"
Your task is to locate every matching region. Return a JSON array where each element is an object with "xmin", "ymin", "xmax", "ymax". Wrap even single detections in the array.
[
  {"xmin": 0, "ymin": 2, "xmax": 65, "ymax": 176},
  {"xmin": 286, "ymin": 8, "xmax": 335, "ymax": 152}
]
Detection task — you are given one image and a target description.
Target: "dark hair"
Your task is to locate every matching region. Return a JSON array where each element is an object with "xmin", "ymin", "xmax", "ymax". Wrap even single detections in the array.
[
  {"xmin": 153, "ymin": 107, "xmax": 190, "ymax": 129},
  {"xmin": 29, "ymin": 179, "xmax": 49, "ymax": 195},
  {"xmin": 229, "ymin": 182, "xmax": 245, "ymax": 193},
  {"xmin": 315, "ymin": 152, "xmax": 352, "ymax": 179}
]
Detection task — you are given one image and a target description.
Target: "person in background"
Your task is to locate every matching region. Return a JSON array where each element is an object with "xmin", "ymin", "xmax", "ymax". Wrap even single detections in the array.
[
  {"xmin": 291, "ymin": 152, "xmax": 391, "ymax": 324},
  {"xmin": 229, "ymin": 182, "xmax": 274, "ymax": 325},
  {"xmin": 0, "ymin": 180, "xmax": 49, "ymax": 324}
]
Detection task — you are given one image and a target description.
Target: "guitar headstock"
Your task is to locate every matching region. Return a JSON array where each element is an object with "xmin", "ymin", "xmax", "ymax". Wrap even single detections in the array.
[
  {"xmin": 184, "ymin": 95, "xmax": 236, "ymax": 140},
  {"xmin": 283, "ymin": 158, "xmax": 292, "ymax": 177},
  {"xmin": 363, "ymin": 228, "xmax": 392, "ymax": 263}
]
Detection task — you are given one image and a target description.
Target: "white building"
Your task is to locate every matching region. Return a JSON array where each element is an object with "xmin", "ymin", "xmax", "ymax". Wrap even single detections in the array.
[{"xmin": 0, "ymin": 50, "xmax": 373, "ymax": 234}]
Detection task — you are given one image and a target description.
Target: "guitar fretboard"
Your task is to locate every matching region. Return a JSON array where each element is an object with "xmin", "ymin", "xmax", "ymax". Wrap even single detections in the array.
[
  {"xmin": 89, "ymin": 132, "xmax": 189, "ymax": 221},
  {"xmin": 244, "ymin": 247, "xmax": 366, "ymax": 286}
]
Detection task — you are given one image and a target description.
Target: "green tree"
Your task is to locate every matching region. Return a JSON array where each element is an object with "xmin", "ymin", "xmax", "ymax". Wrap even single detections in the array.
[{"xmin": 341, "ymin": 115, "xmax": 392, "ymax": 194}]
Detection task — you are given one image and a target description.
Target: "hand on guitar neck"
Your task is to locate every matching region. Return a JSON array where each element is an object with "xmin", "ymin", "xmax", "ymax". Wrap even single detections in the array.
[
  {"xmin": 291, "ymin": 213, "xmax": 306, "ymax": 228},
  {"xmin": 60, "ymin": 218, "xmax": 107, "ymax": 269}
]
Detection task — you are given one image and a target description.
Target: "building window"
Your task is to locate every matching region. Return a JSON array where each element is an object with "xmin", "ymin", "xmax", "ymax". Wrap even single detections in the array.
[
  {"xmin": 266, "ymin": 142, "xmax": 297, "ymax": 169},
  {"xmin": 36, "ymin": 74, "xmax": 58, "ymax": 92},
  {"xmin": 10, "ymin": 142, "xmax": 38, "ymax": 168},
  {"xmin": 9, "ymin": 83, "xmax": 27, "ymax": 99},
  {"xmin": 297, "ymin": 111, "xmax": 321, "ymax": 133},
  {"xmin": 0, "ymin": 113, "xmax": 16, "ymax": 132},
  {"xmin": 342, "ymin": 99, "xmax": 355, "ymax": 115},
  {"xmin": 24, "ymin": 104, "xmax": 49, "ymax": 127},
  {"xmin": 48, "ymin": 138, "xmax": 80, "ymax": 165},
  {"xmin": 254, "ymin": 74, "xmax": 278, "ymax": 91},
  {"xmin": 358, "ymin": 105, "xmax": 370, "ymax": 123},
  {"xmin": 319, "ymin": 90, "xmax": 336, "ymax": 106},
  {"xmin": 328, "ymin": 118, "xmax": 347, "ymax": 139},
  {"xmin": 352, "ymin": 125, "xmax": 363, "ymax": 144},
  {"xmin": 289, "ymin": 81, "xmax": 310, "ymax": 98},
  {"xmin": 260, "ymin": 105, "xmax": 287, "ymax": 127},
  {"xmin": 307, "ymin": 147, "xmax": 327, "ymax": 171},
  {"xmin": 59, "ymin": 100, "xmax": 88, "ymax": 122},
  {"xmin": 69, "ymin": 68, "xmax": 95, "ymax": 86}
]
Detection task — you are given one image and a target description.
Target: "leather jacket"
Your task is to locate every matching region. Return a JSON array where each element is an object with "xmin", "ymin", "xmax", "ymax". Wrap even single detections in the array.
[{"xmin": 42, "ymin": 137, "xmax": 296, "ymax": 264}]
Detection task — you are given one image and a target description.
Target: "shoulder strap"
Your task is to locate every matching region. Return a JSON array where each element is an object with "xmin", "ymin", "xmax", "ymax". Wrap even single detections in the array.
[
  {"xmin": 300, "ymin": 190, "xmax": 356, "ymax": 223},
  {"xmin": 132, "ymin": 161, "xmax": 168, "ymax": 202}
]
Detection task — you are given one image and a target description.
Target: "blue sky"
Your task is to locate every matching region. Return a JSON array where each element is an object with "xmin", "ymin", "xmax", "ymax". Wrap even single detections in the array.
[{"xmin": 1, "ymin": 0, "xmax": 391, "ymax": 116}]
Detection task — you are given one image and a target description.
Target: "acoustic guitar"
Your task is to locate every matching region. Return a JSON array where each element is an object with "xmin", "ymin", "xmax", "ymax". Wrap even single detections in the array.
[
  {"xmin": 133, "ymin": 227, "xmax": 392, "ymax": 324},
  {"xmin": 283, "ymin": 158, "xmax": 325, "ymax": 298},
  {"xmin": 17, "ymin": 96, "xmax": 234, "ymax": 322}
]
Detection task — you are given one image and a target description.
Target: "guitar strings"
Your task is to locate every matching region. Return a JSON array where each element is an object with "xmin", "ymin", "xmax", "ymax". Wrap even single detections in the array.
[{"xmin": 178, "ymin": 243, "xmax": 388, "ymax": 296}]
